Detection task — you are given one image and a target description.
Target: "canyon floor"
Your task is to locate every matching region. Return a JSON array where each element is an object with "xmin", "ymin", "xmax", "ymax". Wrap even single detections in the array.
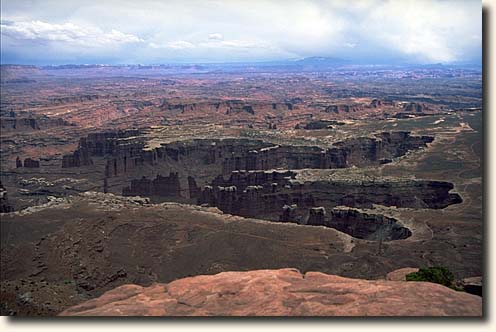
[{"xmin": 0, "ymin": 64, "xmax": 482, "ymax": 316}]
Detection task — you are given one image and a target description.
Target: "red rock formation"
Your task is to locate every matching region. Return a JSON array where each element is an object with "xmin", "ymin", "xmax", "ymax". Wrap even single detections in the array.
[
  {"xmin": 60, "ymin": 268, "xmax": 482, "ymax": 316},
  {"xmin": 324, "ymin": 104, "xmax": 364, "ymax": 114}
]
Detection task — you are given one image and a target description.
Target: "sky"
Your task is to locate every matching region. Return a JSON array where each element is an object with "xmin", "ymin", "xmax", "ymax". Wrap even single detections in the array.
[{"xmin": 0, "ymin": 0, "xmax": 482, "ymax": 65}]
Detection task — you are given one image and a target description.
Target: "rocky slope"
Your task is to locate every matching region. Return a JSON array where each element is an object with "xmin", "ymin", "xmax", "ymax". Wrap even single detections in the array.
[
  {"xmin": 60, "ymin": 268, "xmax": 482, "ymax": 317},
  {"xmin": 0, "ymin": 191, "xmax": 480, "ymax": 316}
]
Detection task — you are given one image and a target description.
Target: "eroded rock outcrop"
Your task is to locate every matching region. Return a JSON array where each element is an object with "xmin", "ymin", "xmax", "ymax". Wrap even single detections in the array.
[
  {"xmin": 159, "ymin": 99, "xmax": 294, "ymax": 116},
  {"xmin": 306, "ymin": 207, "xmax": 327, "ymax": 226},
  {"xmin": 0, "ymin": 113, "xmax": 71, "ymax": 133},
  {"xmin": 59, "ymin": 268, "xmax": 482, "ymax": 317},
  {"xmin": 199, "ymin": 170, "xmax": 462, "ymax": 220},
  {"xmin": 324, "ymin": 104, "xmax": 364, "ymax": 114},
  {"xmin": 62, "ymin": 149, "xmax": 93, "ymax": 168},
  {"xmin": 60, "ymin": 130, "xmax": 449, "ymax": 223},
  {"xmin": 23, "ymin": 158, "xmax": 40, "ymax": 168},
  {"xmin": 403, "ymin": 102, "xmax": 427, "ymax": 113},
  {"xmin": 279, "ymin": 204, "xmax": 298, "ymax": 222},
  {"xmin": 187, "ymin": 176, "xmax": 201, "ymax": 199},
  {"xmin": 0, "ymin": 182, "xmax": 14, "ymax": 213},
  {"xmin": 64, "ymin": 131, "xmax": 433, "ymax": 177},
  {"xmin": 62, "ymin": 129, "xmax": 143, "ymax": 169},
  {"xmin": 1, "ymin": 117, "xmax": 39, "ymax": 131},
  {"xmin": 370, "ymin": 99, "xmax": 384, "ymax": 108},
  {"xmin": 122, "ymin": 173, "xmax": 181, "ymax": 198},
  {"xmin": 15, "ymin": 157, "xmax": 40, "ymax": 168},
  {"xmin": 327, "ymin": 207, "xmax": 412, "ymax": 241}
]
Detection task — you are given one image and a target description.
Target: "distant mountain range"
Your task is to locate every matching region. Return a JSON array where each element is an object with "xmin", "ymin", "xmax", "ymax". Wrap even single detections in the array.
[{"xmin": 0, "ymin": 57, "xmax": 481, "ymax": 81}]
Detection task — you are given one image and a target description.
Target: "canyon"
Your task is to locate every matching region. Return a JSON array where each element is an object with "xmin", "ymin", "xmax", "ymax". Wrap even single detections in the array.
[
  {"xmin": 50, "ymin": 128, "xmax": 463, "ymax": 241},
  {"xmin": 0, "ymin": 63, "xmax": 482, "ymax": 316}
]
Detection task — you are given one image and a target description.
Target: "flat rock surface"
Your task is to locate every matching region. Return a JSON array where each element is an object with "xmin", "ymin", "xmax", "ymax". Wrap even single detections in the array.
[
  {"xmin": 386, "ymin": 267, "xmax": 419, "ymax": 281},
  {"xmin": 60, "ymin": 268, "xmax": 482, "ymax": 317}
]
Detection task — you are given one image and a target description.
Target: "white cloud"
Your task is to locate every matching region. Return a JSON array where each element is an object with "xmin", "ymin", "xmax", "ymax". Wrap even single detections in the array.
[
  {"xmin": 149, "ymin": 40, "xmax": 195, "ymax": 49},
  {"xmin": 199, "ymin": 39, "xmax": 273, "ymax": 49},
  {"xmin": 0, "ymin": 20, "xmax": 143, "ymax": 47},
  {"xmin": 167, "ymin": 40, "xmax": 195, "ymax": 49},
  {"xmin": 148, "ymin": 37, "xmax": 274, "ymax": 52},
  {"xmin": 358, "ymin": 0, "xmax": 481, "ymax": 63},
  {"xmin": 0, "ymin": 0, "xmax": 482, "ymax": 64},
  {"xmin": 208, "ymin": 33, "xmax": 223, "ymax": 41}
]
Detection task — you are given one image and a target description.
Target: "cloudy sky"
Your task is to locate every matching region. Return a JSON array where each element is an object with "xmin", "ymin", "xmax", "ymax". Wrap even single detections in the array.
[{"xmin": 0, "ymin": 0, "xmax": 482, "ymax": 65}]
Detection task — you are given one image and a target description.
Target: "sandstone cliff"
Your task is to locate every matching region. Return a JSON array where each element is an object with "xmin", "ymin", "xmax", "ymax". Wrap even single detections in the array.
[
  {"xmin": 199, "ymin": 170, "xmax": 462, "ymax": 221},
  {"xmin": 61, "ymin": 131, "xmax": 433, "ymax": 176},
  {"xmin": 0, "ymin": 113, "xmax": 71, "ymax": 133}
]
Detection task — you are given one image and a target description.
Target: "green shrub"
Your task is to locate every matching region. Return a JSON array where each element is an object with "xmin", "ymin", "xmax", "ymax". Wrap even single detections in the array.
[{"xmin": 405, "ymin": 266, "xmax": 455, "ymax": 287}]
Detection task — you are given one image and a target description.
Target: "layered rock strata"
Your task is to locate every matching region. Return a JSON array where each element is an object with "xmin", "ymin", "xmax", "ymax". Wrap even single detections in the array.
[
  {"xmin": 62, "ymin": 131, "xmax": 433, "ymax": 177},
  {"xmin": 198, "ymin": 170, "xmax": 462, "ymax": 220},
  {"xmin": 325, "ymin": 207, "xmax": 412, "ymax": 241}
]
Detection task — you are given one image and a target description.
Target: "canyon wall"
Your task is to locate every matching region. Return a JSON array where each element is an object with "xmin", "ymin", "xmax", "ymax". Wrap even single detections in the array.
[
  {"xmin": 325, "ymin": 207, "xmax": 412, "ymax": 241},
  {"xmin": 159, "ymin": 99, "xmax": 295, "ymax": 115},
  {"xmin": 197, "ymin": 170, "xmax": 462, "ymax": 220},
  {"xmin": 62, "ymin": 130, "xmax": 433, "ymax": 178},
  {"xmin": 0, "ymin": 114, "xmax": 71, "ymax": 133},
  {"xmin": 58, "ymin": 129, "xmax": 459, "ymax": 237}
]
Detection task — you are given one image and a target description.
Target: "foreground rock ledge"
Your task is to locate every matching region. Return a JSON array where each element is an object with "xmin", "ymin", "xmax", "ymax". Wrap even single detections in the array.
[{"xmin": 60, "ymin": 269, "xmax": 482, "ymax": 317}]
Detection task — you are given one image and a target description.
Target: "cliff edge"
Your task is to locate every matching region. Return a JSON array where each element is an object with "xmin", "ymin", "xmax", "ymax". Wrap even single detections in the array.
[{"xmin": 60, "ymin": 268, "xmax": 482, "ymax": 317}]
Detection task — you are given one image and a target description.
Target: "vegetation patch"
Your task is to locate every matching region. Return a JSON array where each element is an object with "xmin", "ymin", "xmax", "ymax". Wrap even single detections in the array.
[{"xmin": 406, "ymin": 267, "xmax": 455, "ymax": 288}]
